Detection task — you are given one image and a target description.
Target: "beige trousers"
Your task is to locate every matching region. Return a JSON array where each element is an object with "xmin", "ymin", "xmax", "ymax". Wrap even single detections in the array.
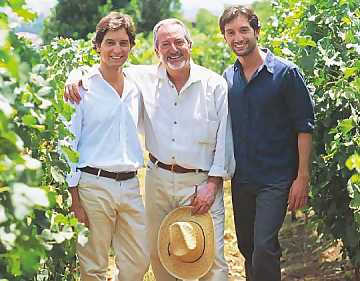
[
  {"xmin": 145, "ymin": 160, "xmax": 228, "ymax": 281},
  {"xmin": 77, "ymin": 172, "xmax": 149, "ymax": 281}
]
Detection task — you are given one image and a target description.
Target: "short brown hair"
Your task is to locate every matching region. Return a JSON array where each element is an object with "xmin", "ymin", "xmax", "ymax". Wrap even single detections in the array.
[
  {"xmin": 92, "ymin": 12, "xmax": 136, "ymax": 50},
  {"xmin": 219, "ymin": 6, "xmax": 260, "ymax": 35}
]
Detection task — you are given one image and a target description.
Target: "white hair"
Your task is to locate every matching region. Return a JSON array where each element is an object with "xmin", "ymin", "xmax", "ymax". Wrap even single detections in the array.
[{"xmin": 153, "ymin": 18, "xmax": 192, "ymax": 49}]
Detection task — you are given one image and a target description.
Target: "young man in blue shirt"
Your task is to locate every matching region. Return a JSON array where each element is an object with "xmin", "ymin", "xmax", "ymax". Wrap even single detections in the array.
[{"xmin": 220, "ymin": 6, "xmax": 314, "ymax": 281}]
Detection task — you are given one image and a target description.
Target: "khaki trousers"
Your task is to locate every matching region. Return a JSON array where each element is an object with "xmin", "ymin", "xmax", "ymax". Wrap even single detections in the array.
[
  {"xmin": 145, "ymin": 160, "xmax": 228, "ymax": 281},
  {"xmin": 77, "ymin": 172, "xmax": 149, "ymax": 281}
]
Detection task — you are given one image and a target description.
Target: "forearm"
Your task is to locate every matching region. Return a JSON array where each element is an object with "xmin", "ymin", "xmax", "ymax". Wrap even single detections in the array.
[
  {"xmin": 297, "ymin": 132, "xmax": 312, "ymax": 178},
  {"xmin": 69, "ymin": 187, "xmax": 81, "ymax": 206},
  {"xmin": 207, "ymin": 176, "xmax": 223, "ymax": 191}
]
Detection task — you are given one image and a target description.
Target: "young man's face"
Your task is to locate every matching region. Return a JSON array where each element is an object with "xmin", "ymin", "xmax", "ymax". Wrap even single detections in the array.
[
  {"xmin": 97, "ymin": 28, "xmax": 131, "ymax": 69},
  {"xmin": 223, "ymin": 15, "xmax": 259, "ymax": 58},
  {"xmin": 155, "ymin": 23, "xmax": 191, "ymax": 71}
]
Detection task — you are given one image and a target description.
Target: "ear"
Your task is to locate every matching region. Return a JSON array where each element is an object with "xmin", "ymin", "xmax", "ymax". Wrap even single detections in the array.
[
  {"xmin": 154, "ymin": 48, "xmax": 160, "ymax": 58},
  {"xmin": 95, "ymin": 43, "xmax": 101, "ymax": 54},
  {"xmin": 255, "ymin": 28, "xmax": 260, "ymax": 40}
]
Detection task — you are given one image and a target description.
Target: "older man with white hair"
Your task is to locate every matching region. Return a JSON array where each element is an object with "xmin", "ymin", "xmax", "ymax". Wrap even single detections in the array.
[{"xmin": 64, "ymin": 18, "xmax": 234, "ymax": 281}]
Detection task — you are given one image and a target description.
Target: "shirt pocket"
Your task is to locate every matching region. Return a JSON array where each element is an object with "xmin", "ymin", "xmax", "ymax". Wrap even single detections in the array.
[{"xmin": 197, "ymin": 120, "xmax": 219, "ymax": 151}]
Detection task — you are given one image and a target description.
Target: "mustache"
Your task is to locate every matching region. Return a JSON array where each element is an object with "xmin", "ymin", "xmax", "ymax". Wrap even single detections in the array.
[{"xmin": 166, "ymin": 51, "xmax": 183, "ymax": 57}]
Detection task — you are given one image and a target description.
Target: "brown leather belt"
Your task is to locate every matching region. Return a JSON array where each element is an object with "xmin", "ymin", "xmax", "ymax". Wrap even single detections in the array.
[
  {"xmin": 79, "ymin": 166, "xmax": 136, "ymax": 181},
  {"xmin": 149, "ymin": 153, "xmax": 207, "ymax": 174}
]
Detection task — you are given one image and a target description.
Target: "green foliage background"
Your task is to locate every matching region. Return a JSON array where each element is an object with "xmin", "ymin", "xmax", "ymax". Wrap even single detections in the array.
[
  {"xmin": 42, "ymin": 0, "xmax": 181, "ymax": 42},
  {"xmin": 0, "ymin": 0, "xmax": 359, "ymax": 280}
]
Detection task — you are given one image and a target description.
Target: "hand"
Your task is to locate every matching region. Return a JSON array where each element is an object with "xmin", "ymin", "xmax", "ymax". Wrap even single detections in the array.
[
  {"xmin": 288, "ymin": 175, "xmax": 310, "ymax": 212},
  {"xmin": 71, "ymin": 203, "xmax": 90, "ymax": 228},
  {"xmin": 64, "ymin": 80, "xmax": 82, "ymax": 104},
  {"xmin": 191, "ymin": 178, "xmax": 220, "ymax": 215}
]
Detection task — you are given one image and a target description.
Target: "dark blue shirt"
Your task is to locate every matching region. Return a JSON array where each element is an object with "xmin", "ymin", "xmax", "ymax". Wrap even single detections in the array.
[{"xmin": 223, "ymin": 49, "xmax": 315, "ymax": 185}]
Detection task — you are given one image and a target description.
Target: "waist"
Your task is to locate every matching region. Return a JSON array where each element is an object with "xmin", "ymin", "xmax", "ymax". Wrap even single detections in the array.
[
  {"xmin": 149, "ymin": 154, "xmax": 208, "ymax": 174},
  {"xmin": 79, "ymin": 166, "xmax": 137, "ymax": 181}
]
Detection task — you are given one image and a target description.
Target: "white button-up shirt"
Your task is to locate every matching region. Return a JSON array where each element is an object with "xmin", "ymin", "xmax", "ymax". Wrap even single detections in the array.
[
  {"xmin": 65, "ymin": 66, "xmax": 143, "ymax": 187},
  {"xmin": 126, "ymin": 63, "xmax": 235, "ymax": 178}
]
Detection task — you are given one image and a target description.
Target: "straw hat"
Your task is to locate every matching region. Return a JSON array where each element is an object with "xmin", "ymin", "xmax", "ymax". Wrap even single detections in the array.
[{"xmin": 158, "ymin": 206, "xmax": 215, "ymax": 280}]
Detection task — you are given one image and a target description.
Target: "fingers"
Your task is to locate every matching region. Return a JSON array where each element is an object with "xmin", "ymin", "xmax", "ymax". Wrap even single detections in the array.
[
  {"xmin": 190, "ymin": 197, "xmax": 202, "ymax": 214},
  {"xmin": 71, "ymin": 84, "xmax": 81, "ymax": 104},
  {"xmin": 288, "ymin": 193, "xmax": 309, "ymax": 212},
  {"xmin": 196, "ymin": 204, "xmax": 210, "ymax": 215},
  {"xmin": 79, "ymin": 212, "xmax": 90, "ymax": 228},
  {"xmin": 64, "ymin": 85, "xmax": 69, "ymax": 102},
  {"xmin": 191, "ymin": 197, "xmax": 211, "ymax": 215},
  {"xmin": 72, "ymin": 207, "xmax": 90, "ymax": 227},
  {"xmin": 287, "ymin": 188, "xmax": 294, "ymax": 211},
  {"xmin": 83, "ymin": 213, "xmax": 90, "ymax": 228},
  {"xmin": 64, "ymin": 83, "xmax": 81, "ymax": 104}
]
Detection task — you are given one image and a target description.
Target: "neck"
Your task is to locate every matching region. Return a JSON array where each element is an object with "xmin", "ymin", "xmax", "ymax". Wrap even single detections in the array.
[
  {"xmin": 166, "ymin": 63, "xmax": 191, "ymax": 90},
  {"xmin": 238, "ymin": 46, "xmax": 265, "ymax": 70},
  {"xmin": 99, "ymin": 63, "xmax": 123, "ymax": 83}
]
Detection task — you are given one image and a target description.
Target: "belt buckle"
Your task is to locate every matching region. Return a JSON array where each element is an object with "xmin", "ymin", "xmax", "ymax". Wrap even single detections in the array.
[
  {"xmin": 170, "ymin": 164, "xmax": 175, "ymax": 172},
  {"xmin": 115, "ymin": 172, "xmax": 121, "ymax": 181}
]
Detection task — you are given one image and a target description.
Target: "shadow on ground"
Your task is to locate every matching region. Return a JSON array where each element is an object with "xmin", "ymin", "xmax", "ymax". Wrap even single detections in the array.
[{"xmin": 225, "ymin": 210, "xmax": 354, "ymax": 281}]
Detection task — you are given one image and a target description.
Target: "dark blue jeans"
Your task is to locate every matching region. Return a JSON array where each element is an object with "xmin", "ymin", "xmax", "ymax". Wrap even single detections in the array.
[{"xmin": 231, "ymin": 180, "xmax": 291, "ymax": 281}]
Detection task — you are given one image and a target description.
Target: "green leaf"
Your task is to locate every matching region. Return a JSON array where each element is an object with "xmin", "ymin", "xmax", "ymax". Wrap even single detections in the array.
[
  {"xmin": 77, "ymin": 225, "xmax": 89, "ymax": 247},
  {"xmin": 281, "ymin": 47, "xmax": 295, "ymax": 57},
  {"xmin": 50, "ymin": 166, "xmax": 65, "ymax": 183},
  {"xmin": 346, "ymin": 154, "xmax": 360, "ymax": 171},
  {"xmin": 8, "ymin": 253, "xmax": 21, "ymax": 276},
  {"xmin": 0, "ymin": 228, "xmax": 16, "ymax": 250},
  {"xmin": 349, "ymin": 192, "xmax": 360, "ymax": 209},
  {"xmin": 61, "ymin": 145, "xmax": 79, "ymax": 163},
  {"xmin": 54, "ymin": 213, "xmax": 67, "ymax": 225},
  {"xmin": 342, "ymin": 67, "xmax": 357, "ymax": 79},
  {"xmin": 23, "ymin": 155, "xmax": 41, "ymax": 170},
  {"xmin": 0, "ymin": 96, "xmax": 14, "ymax": 117},
  {"xmin": 0, "ymin": 205, "xmax": 7, "ymax": 224},
  {"xmin": 13, "ymin": 7, "xmax": 36, "ymax": 22},
  {"xmin": 338, "ymin": 119, "xmax": 354, "ymax": 134},
  {"xmin": 297, "ymin": 36, "xmax": 317, "ymax": 48},
  {"xmin": 21, "ymin": 114, "xmax": 37, "ymax": 126},
  {"xmin": 11, "ymin": 183, "xmax": 49, "ymax": 219}
]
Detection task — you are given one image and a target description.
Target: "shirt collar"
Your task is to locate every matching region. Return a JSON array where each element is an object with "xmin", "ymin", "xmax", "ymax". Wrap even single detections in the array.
[
  {"xmin": 86, "ymin": 64, "xmax": 102, "ymax": 79},
  {"xmin": 86, "ymin": 64, "xmax": 128, "ymax": 78},
  {"xmin": 156, "ymin": 60, "xmax": 202, "ymax": 85},
  {"xmin": 233, "ymin": 48, "xmax": 275, "ymax": 74}
]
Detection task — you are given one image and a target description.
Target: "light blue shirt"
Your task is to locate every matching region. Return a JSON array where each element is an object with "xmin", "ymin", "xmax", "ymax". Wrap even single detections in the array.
[{"xmin": 65, "ymin": 65, "xmax": 144, "ymax": 187}]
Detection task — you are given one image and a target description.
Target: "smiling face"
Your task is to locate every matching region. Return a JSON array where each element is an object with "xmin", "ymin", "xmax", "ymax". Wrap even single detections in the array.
[
  {"xmin": 96, "ymin": 28, "xmax": 131, "ymax": 69},
  {"xmin": 155, "ymin": 23, "xmax": 191, "ymax": 71},
  {"xmin": 223, "ymin": 15, "xmax": 259, "ymax": 58}
]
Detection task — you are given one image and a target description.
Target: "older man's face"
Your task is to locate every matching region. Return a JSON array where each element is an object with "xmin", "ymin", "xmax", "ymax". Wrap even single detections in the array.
[{"xmin": 155, "ymin": 23, "xmax": 191, "ymax": 71}]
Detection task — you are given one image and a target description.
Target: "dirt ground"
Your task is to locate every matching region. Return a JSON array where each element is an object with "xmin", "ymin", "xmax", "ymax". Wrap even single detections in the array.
[
  {"xmin": 226, "ymin": 212, "xmax": 354, "ymax": 281},
  {"xmin": 104, "ymin": 180, "xmax": 355, "ymax": 281}
]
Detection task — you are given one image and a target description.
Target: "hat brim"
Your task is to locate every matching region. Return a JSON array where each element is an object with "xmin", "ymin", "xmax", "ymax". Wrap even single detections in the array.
[{"xmin": 158, "ymin": 206, "xmax": 215, "ymax": 280}]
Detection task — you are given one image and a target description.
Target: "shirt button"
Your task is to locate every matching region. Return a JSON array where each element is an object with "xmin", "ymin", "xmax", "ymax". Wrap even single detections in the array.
[
  {"xmin": 174, "ymin": 102, "xmax": 177, "ymax": 106},
  {"xmin": 172, "ymin": 138, "xmax": 175, "ymax": 142},
  {"xmin": 174, "ymin": 121, "xmax": 177, "ymax": 125},
  {"xmin": 172, "ymin": 156, "xmax": 175, "ymax": 159}
]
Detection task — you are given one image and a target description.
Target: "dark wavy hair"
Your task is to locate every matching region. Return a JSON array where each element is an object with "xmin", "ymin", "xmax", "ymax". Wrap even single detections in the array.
[
  {"xmin": 219, "ymin": 6, "xmax": 260, "ymax": 35},
  {"xmin": 92, "ymin": 12, "xmax": 136, "ymax": 50}
]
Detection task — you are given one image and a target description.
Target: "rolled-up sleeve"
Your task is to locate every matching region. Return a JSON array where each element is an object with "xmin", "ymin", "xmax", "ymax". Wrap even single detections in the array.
[
  {"xmin": 208, "ymin": 78, "xmax": 236, "ymax": 179},
  {"xmin": 284, "ymin": 67, "xmax": 315, "ymax": 133}
]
